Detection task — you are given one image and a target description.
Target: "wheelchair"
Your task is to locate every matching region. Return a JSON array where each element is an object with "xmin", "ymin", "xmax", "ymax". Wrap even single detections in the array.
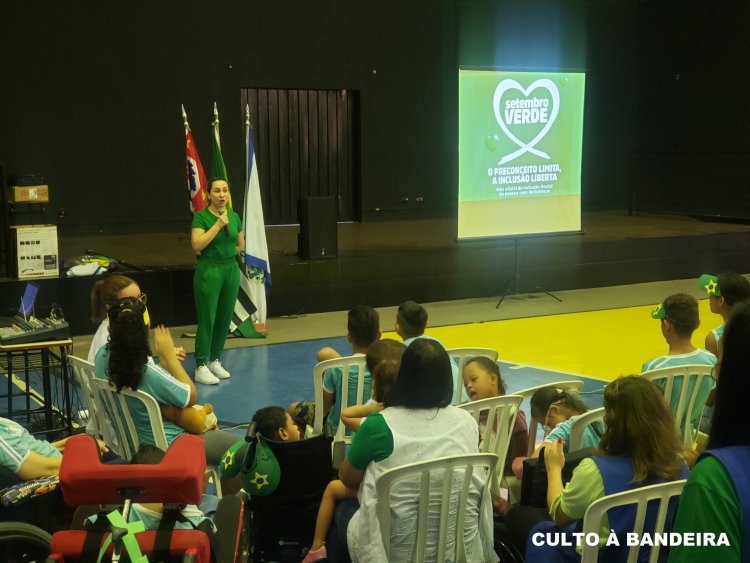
[
  {"xmin": 44, "ymin": 434, "xmax": 249, "ymax": 563},
  {"xmin": 232, "ymin": 423, "xmax": 333, "ymax": 562}
]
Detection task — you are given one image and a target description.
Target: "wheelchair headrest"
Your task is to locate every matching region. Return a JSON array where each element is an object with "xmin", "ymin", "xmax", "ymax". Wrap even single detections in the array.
[
  {"xmin": 244, "ymin": 421, "xmax": 258, "ymax": 442},
  {"xmin": 59, "ymin": 435, "xmax": 206, "ymax": 506}
]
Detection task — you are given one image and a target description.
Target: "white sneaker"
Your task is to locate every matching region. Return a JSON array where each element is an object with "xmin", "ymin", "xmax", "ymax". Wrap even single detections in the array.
[
  {"xmin": 207, "ymin": 360, "xmax": 231, "ymax": 379},
  {"xmin": 195, "ymin": 365, "xmax": 220, "ymax": 385}
]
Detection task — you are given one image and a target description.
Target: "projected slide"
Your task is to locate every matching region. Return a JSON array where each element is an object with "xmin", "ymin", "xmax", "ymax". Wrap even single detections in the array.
[{"xmin": 458, "ymin": 69, "xmax": 585, "ymax": 240}]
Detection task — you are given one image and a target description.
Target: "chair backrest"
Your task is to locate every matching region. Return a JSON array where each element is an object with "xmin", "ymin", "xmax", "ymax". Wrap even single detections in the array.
[
  {"xmin": 642, "ymin": 365, "xmax": 715, "ymax": 448},
  {"xmin": 580, "ymin": 479, "xmax": 687, "ymax": 563},
  {"xmin": 513, "ymin": 380, "xmax": 585, "ymax": 455},
  {"xmin": 69, "ymin": 355, "xmax": 118, "ymax": 448},
  {"xmin": 250, "ymin": 434, "xmax": 334, "ymax": 560},
  {"xmin": 375, "ymin": 453, "xmax": 498, "ymax": 563},
  {"xmin": 459, "ymin": 395, "xmax": 522, "ymax": 495},
  {"xmin": 568, "ymin": 407, "xmax": 606, "ymax": 452},
  {"xmin": 311, "ymin": 355, "xmax": 369, "ymax": 443},
  {"xmin": 92, "ymin": 378, "xmax": 168, "ymax": 460},
  {"xmin": 446, "ymin": 347, "xmax": 499, "ymax": 405}
]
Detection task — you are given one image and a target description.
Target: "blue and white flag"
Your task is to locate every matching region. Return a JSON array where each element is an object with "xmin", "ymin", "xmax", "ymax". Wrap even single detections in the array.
[{"xmin": 240, "ymin": 105, "xmax": 271, "ymax": 324}]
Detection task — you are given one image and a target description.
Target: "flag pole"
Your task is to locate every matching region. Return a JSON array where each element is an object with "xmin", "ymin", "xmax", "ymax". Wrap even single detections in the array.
[
  {"xmin": 244, "ymin": 104, "xmax": 250, "ymax": 229},
  {"xmin": 213, "ymin": 102, "xmax": 220, "ymax": 148},
  {"xmin": 181, "ymin": 104, "xmax": 189, "ymax": 135}
]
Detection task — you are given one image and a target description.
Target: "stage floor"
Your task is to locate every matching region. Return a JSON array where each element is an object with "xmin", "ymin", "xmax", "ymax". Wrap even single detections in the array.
[
  {"xmin": 56, "ymin": 211, "xmax": 750, "ymax": 269},
  {"xmin": 4, "ymin": 210, "xmax": 750, "ymax": 336}
]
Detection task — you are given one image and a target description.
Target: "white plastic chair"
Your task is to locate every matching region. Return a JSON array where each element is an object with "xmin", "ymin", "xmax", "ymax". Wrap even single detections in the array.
[
  {"xmin": 69, "ymin": 355, "xmax": 118, "ymax": 449},
  {"xmin": 375, "ymin": 453, "xmax": 498, "ymax": 563},
  {"xmin": 459, "ymin": 395, "xmax": 522, "ymax": 495},
  {"xmin": 642, "ymin": 365, "xmax": 715, "ymax": 448},
  {"xmin": 568, "ymin": 406, "xmax": 606, "ymax": 452},
  {"xmin": 310, "ymin": 355, "xmax": 369, "ymax": 466},
  {"xmin": 513, "ymin": 380, "xmax": 585, "ymax": 455},
  {"xmin": 446, "ymin": 347, "xmax": 499, "ymax": 405},
  {"xmin": 92, "ymin": 378, "xmax": 222, "ymax": 497},
  {"xmin": 580, "ymin": 479, "xmax": 687, "ymax": 563}
]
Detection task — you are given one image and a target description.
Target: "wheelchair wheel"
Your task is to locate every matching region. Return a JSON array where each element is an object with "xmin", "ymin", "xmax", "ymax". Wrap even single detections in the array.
[{"xmin": 0, "ymin": 521, "xmax": 52, "ymax": 563}]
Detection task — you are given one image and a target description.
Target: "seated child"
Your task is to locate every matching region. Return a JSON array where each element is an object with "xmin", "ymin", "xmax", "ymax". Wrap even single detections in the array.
[
  {"xmin": 511, "ymin": 388, "xmax": 603, "ymax": 480},
  {"xmin": 303, "ymin": 339, "xmax": 406, "ymax": 563},
  {"xmin": 253, "ymin": 406, "xmax": 301, "ymax": 442},
  {"xmin": 0, "ymin": 416, "xmax": 110, "ymax": 480},
  {"xmin": 289, "ymin": 305, "xmax": 381, "ymax": 436},
  {"xmin": 530, "ymin": 388, "xmax": 602, "ymax": 455},
  {"xmin": 461, "ymin": 356, "xmax": 528, "ymax": 475},
  {"xmin": 220, "ymin": 406, "xmax": 301, "ymax": 480},
  {"xmin": 643, "ymin": 294, "xmax": 716, "ymax": 438},
  {"xmin": 697, "ymin": 273, "xmax": 749, "ymax": 431},
  {"xmin": 699, "ymin": 272, "xmax": 750, "ymax": 357},
  {"xmin": 340, "ymin": 339, "xmax": 405, "ymax": 432}
]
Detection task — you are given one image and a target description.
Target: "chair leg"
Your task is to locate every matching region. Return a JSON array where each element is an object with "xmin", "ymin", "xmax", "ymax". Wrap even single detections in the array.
[
  {"xmin": 208, "ymin": 465, "xmax": 223, "ymax": 499},
  {"xmin": 332, "ymin": 441, "xmax": 346, "ymax": 469}
]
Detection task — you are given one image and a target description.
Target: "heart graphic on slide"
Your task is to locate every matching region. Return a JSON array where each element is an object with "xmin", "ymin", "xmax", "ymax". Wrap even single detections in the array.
[{"xmin": 493, "ymin": 78, "xmax": 560, "ymax": 164}]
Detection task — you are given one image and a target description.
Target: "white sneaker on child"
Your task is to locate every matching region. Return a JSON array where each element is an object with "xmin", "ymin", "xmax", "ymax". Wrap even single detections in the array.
[
  {"xmin": 195, "ymin": 365, "xmax": 220, "ymax": 385},
  {"xmin": 207, "ymin": 360, "xmax": 231, "ymax": 379}
]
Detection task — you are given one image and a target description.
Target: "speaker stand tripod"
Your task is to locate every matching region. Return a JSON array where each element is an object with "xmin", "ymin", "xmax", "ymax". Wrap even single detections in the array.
[{"xmin": 494, "ymin": 237, "xmax": 561, "ymax": 309}]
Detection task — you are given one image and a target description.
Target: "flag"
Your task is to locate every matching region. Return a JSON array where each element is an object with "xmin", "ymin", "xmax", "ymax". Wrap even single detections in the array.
[
  {"xmin": 210, "ymin": 102, "xmax": 232, "ymax": 209},
  {"xmin": 240, "ymin": 105, "xmax": 271, "ymax": 325},
  {"xmin": 211, "ymin": 102, "xmax": 263, "ymax": 337},
  {"xmin": 183, "ymin": 105, "xmax": 207, "ymax": 213}
]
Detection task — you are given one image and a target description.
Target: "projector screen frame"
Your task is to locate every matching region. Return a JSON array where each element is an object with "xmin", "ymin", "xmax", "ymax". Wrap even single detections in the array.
[{"xmin": 455, "ymin": 65, "xmax": 586, "ymax": 243}]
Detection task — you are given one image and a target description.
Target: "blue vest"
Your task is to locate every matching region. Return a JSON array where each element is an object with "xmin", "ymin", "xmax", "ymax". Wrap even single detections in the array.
[
  {"xmin": 591, "ymin": 456, "xmax": 688, "ymax": 563},
  {"xmin": 699, "ymin": 446, "xmax": 750, "ymax": 563},
  {"xmin": 525, "ymin": 456, "xmax": 688, "ymax": 563}
]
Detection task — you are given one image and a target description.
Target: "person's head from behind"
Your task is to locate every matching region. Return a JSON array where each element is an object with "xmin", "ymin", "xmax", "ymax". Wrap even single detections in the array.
[
  {"xmin": 90, "ymin": 275, "xmax": 141, "ymax": 323},
  {"xmin": 710, "ymin": 300, "xmax": 750, "ymax": 449},
  {"xmin": 395, "ymin": 300, "xmax": 428, "ymax": 340},
  {"xmin": 252, "ymin": 406, "xmax": 300, "ymax": 442},
  {"xmin": 347, "ymin": 305, "xmax": 381, "ymax": 350},
  {"xmin": 384, "ymin": 338, "xmax": 452, "ymax": 409},
  {"xmin": 462, "ymin": 356, "xmax": 505, "ymax": 401},
  {"xmin": 710, "ymin": 272, "xmax": 750, "ymax": 315},
  {"xmin": 657, "ymin": 293, "xmax": 699, "ymax": 341},
  {"xmin": 106, "ymin": 297, "xmax": 150, "ymax": 392},
  {"xmin": 530, "ymin": 387, "xmax": 588, "ymax": 432},
  {"xmin": 365, "ymin": 339, "xmax": 406, "ymax": 402},
  {"xmin": 600, "ymin": 376, "xmax": 683, "ymax": 482},
  {"xmin": 131, "ymin": 444, "xmax": 166, "ymax": 465}
]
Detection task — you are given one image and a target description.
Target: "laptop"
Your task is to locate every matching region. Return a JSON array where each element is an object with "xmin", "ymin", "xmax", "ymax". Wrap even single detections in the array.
[{"xmin": 0, "ymin": 282, "xmax": 40, "ymax": 327}]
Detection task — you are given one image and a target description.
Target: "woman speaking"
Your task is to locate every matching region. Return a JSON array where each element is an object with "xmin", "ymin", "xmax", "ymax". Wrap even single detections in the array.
[{"xmin": 191, "ymin": 178, "xmax": 243, "ymax": 385}]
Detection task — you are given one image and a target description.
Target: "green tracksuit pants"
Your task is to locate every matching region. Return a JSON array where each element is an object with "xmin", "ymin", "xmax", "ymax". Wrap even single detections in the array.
[{"xmin": 193, "ymin": 257, "xmax": 240, "ymax": 366}]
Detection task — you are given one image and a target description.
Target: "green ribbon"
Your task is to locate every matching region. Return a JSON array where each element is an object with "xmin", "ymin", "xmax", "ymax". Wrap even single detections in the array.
[{"xmin": 97, "ymin": 508, "xmax": 148, "ymax": 563}]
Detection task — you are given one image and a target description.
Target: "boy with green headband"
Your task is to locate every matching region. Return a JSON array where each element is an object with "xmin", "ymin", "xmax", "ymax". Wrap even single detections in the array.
[
  {"xmin": 643, "ymin": 293, "xmax": 716, "ymax": 373},
  {"xmin": 698, "ymin": 272, "xmax": 750, "ymax": 357},
  {"xmin": 643, "ymin": 293, "xmax": 716, "ymax": 443}
]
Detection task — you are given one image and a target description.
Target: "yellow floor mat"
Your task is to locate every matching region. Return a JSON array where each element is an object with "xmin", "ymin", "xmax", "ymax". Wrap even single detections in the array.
[{"xmin": 387, "ymin": 299, "xmax": 717, "ymax": 382}]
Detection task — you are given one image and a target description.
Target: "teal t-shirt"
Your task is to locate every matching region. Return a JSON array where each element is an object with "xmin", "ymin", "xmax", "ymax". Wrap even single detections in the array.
[
  {"xmin": 322, "ymin": 363, "xmax": 372, "ymax": 434},
  {"xmin": 191, "ymin": 208, "xmax": 242, "ymax": 261},
  {"xmin": 94, "ymin": 347, "xmax": 190, "ymax": 447},
  {"xmin": 641, "ymin": 349, "xmax": 716, "ymax": 433},
  {"xmin": 543, "ymin": 415, "xmax": 603, "ymax": 453},
  {"xmin": 0, "ymin": 417, "xmax": 60, "ymax": 474}
]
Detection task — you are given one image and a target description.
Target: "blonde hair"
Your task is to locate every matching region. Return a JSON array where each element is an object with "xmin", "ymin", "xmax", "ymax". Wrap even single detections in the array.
[{"xmin": 90, "ymin": 275, "xmax": 136, "ymax": 323}]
